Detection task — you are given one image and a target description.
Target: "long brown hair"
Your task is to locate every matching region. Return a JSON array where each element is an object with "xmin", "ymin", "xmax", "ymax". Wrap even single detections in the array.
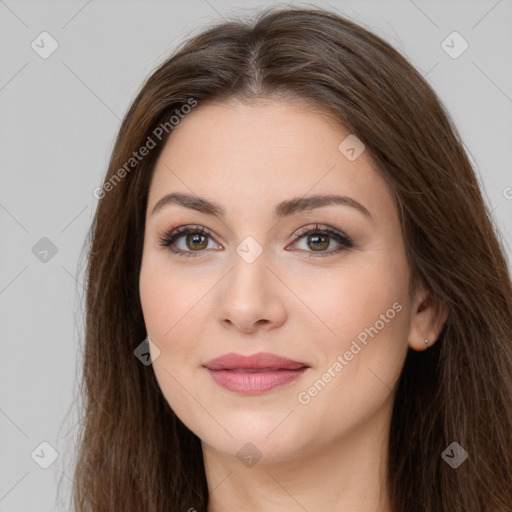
[{"xmin": 71, "ymin": 6, "xmax": 512, "ymax": 511}]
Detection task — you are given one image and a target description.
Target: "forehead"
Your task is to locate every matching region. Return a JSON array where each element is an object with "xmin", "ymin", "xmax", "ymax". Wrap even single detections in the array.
[{"xmin": 147, "ymin": 97, "xmax": 395, "ymax": 222}]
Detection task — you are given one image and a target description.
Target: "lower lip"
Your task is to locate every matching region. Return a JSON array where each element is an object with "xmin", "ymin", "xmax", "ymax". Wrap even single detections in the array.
[{"xmin": 205, "ymin": 368, "xmax": 308, "ymax": 394}]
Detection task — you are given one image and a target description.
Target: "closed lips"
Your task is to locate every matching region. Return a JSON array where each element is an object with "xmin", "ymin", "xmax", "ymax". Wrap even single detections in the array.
[
  {"xmin": 203, "ymin": 352, "xmax": 310, "ymax": 394},
  {"xmin": 220, "ymin": 367, "xmax": 307, "ymax": 373},
  {"xmin": 203, "ymin": 352, "xmax": 310, "ymax": 371}
]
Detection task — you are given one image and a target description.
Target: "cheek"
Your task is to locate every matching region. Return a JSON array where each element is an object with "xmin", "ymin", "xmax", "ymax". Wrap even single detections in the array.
[
  {"xmin": 295, "ymin": 278, "xmax": 409, "ymax": 435},
  {"xmin": 139, "ymin": 255, "xmax": 202, "ymax": 342},
  {"xmin": 139, "ymin": 259, "xmax": 208, "ymax": 414},
  {"xmin": 298, "ymin": 253, "xmax": 410, "ymax": 407},
  {"xmin": 139, "ymin": 258, "xmax": 206, "ymax": 418},
  {"xmin": 301, "ymin": 256, "xmax": 407, "ymax": 347}
]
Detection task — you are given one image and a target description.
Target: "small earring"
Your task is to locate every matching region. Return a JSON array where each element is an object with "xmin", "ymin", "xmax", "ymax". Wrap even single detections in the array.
[{"xmin": 424, "ymin": 338, "xmax": 429, "ymax": 350}]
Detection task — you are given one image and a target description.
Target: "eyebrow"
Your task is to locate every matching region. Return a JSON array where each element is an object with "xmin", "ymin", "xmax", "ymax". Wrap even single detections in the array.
[{"xmin": 151, "ymin": 192, "xmax": 372, "ymax": 221}]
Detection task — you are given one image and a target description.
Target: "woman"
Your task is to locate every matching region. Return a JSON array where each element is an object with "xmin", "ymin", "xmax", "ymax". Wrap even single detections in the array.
[{"xmin": 73, "ymin": 6, "xmax": 512, "ymax": 511}]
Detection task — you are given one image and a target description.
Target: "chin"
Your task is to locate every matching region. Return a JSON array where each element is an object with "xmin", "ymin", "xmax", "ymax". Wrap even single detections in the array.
[{"xmin": 196, "ymin": 412, "xmax": 312, "ymax": 465}]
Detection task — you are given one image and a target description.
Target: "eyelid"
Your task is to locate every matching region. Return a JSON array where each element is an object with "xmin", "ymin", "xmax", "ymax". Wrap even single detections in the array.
[
  {"xmin": 292, "ymin": 223, "xmax": 352, "ymax": 244},
  {"xmin": 158, "ymin": 223, "xmax": 353, "ymax": 258},
  {"xmin": 157, "ymin": 224, "xmax": 219, "ymax": 252},
  {"xmin": 287, "ymin": 223, "xmax": 353, "ymax": 257}
]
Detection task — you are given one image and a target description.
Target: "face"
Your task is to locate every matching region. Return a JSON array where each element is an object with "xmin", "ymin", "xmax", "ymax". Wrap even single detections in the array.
[{"xmin": 139, "ymin": 97, "xmax": 415, "ymax": 464}]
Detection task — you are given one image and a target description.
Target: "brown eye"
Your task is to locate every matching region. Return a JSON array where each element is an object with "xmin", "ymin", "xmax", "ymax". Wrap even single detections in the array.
[
  {"xmin": 158, "ymin": 225, "xmax": 219, "ymax": 258},
  {"xmin": 290, "ymin": 224, "xmax": 353, "ymax": 258},
  {"xmin": 306, "ymin": 233, "xmax": 330, "ymax": 251},
  {"xmin": 185, "ymin": 233, "xmax": 208, "ymax": 251}
]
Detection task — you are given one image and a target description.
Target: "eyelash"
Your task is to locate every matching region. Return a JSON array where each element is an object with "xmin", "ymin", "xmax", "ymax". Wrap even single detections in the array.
[{"xmin": 157, "ymin": 223, "xmax": 353, "ymax": 259}]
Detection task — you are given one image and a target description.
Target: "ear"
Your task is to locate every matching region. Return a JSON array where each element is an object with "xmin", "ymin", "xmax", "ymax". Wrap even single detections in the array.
[{"xmin": 408, "ymin": 280, "xmax": 449, "ymax": 351}]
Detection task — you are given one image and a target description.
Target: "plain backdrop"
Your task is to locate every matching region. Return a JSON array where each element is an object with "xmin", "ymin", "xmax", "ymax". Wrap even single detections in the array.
[{"xmin": 1, "ymin": 0, "xmax": 511, "ymax": 510}]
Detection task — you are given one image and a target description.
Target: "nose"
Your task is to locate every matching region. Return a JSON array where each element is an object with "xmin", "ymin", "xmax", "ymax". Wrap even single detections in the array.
[{"xmin": 215, "ymin": 249, "xmax": 287, "ymax": 334}]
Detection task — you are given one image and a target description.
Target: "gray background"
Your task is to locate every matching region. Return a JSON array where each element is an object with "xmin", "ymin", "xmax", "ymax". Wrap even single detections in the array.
[{"xmin": 1, "ymin": 0, "xmax": 511, "ymax": 510}]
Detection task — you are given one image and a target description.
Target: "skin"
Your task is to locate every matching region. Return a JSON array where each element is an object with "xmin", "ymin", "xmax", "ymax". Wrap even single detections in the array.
[{"xmin": 139, "ymin": 97, "xmax": 448, "ymax": 511}]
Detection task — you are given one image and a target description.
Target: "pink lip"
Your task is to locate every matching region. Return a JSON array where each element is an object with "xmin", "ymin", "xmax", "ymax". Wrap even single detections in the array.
[{"xmin": 203, "ymin": 352, "xmax": 310, "ymax": 394}]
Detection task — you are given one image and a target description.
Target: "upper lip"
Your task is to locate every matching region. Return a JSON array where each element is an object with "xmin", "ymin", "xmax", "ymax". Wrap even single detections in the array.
[{"xmin": 203, "ymin": 352, "xmax": 309, "ymax": 371}]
